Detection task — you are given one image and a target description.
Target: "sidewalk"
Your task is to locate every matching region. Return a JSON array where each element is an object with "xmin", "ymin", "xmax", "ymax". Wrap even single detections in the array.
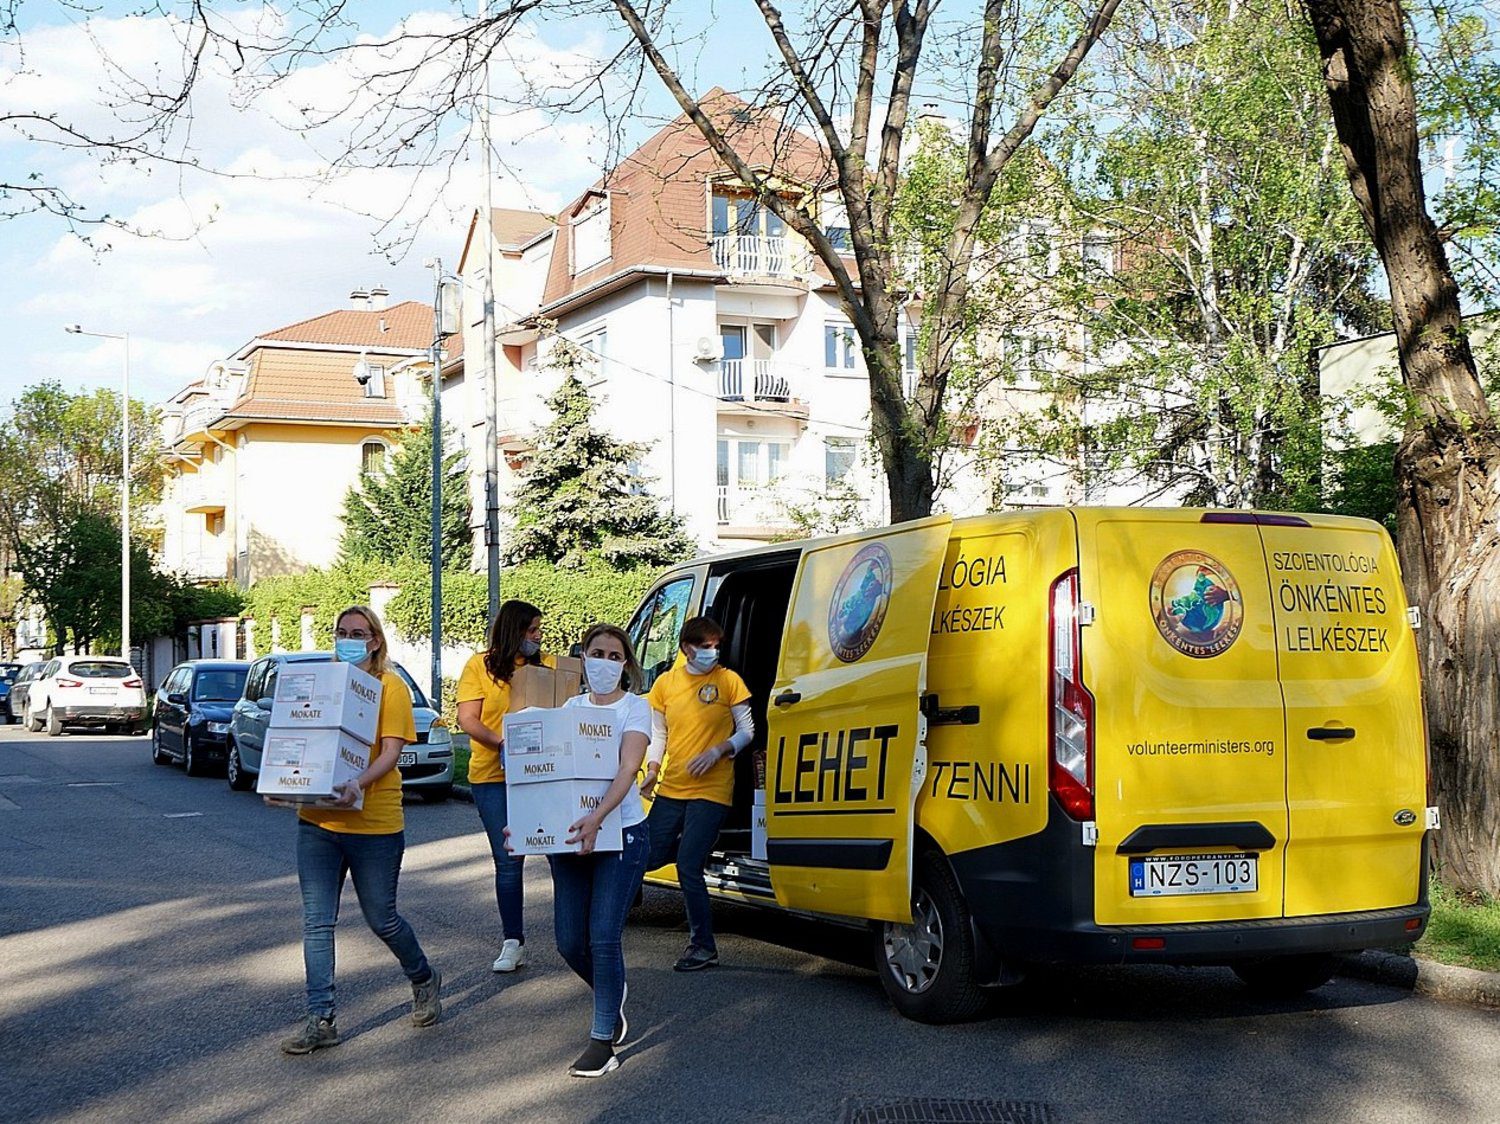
[{"xmin": 1338, "ymin": 949, "xmax": 1500, "ymax": 1008}]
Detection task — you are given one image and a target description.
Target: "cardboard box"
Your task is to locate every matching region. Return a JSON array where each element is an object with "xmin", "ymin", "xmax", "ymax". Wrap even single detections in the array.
[
  {"xmin": 507, "ymin": 657, "xmax": 583, "ymax": 712},
  {"xmin": 271, "ymin": 662, "xmax": 381, "ymax": 744},
  {"xmin": 752, "ymin": 788, "xmax": 767, "ymax": 860},
  {"xmin": 256, "ymin": 727, "xmax": 369, "ymax": 809},
  {"xmin": 506, "ymin": 777, "xmax": 623, "ymax": 855},
  {"xmin": 503, "ymin": 704, "xmax": 620, "ymax": 783}
]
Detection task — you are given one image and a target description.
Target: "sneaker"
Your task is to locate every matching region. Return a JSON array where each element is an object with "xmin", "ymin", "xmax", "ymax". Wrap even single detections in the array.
[
  {"xmin": 280, "ymin": 1015, "xmax": 340, "ymax": 1055},
  {"xmin": 411, "ymin": 968, "xmax": 442, "ymax": 1027},
  {"xmin": 673, "ymin": 945, "xmax": 719, "ymax": 972},
  {"xmin": 614, "ymin": 981, "xmax": 629, "ymax": 1046},
  {"xmin": 569, "ymin": 1037, "xmax": 620, "ymax": 1078},
  {"xmin": 492, "ymin": 938, "xmax": 527, "ymax": 973}
]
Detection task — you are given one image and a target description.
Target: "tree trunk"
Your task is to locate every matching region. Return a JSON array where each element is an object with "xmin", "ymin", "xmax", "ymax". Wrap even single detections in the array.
[{"xmin": 1303, "ymin": 0, "xmax": 1500, "ymax": 894}]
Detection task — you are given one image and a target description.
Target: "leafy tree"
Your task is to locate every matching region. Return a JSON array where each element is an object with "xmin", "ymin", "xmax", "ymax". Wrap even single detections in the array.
[
  {"xmin": 507, "ymin": 342, "xmax": 693, "ymax": 570},
  {"xmin": 339, "ymin": 408, "xmax": 469, "ymax": 569}
]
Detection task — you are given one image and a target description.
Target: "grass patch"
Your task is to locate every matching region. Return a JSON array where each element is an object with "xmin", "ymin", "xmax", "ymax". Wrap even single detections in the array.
[
  {"xmin": 452, "ymin": 741, "xmax": 471, "ymax": 788},
  {"xmin": 1417, "ymin": 881, "xmax": 1500, "ymax": 973}
]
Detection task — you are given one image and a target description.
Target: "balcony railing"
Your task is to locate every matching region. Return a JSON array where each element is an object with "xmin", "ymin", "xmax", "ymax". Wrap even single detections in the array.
[
  {"xmin": 178, "ymin": 477, "xmax": 226, "ymax": 513},
  {"xmin": 178, "ymin": 394, "xmax": 231, "ymax": 442},
  {"xmin": 712, "ymin": 235, "xmax": 811, "ymax": 279},
  {"xmin": 179, "ymin": 551, "xmax": 229, "ymax": 580},
  {"xmin": 717, "ymin": 359, "xmax": 793, "ymax": 404},
  {"xmin": 716, "ymin": 483, "xmax": 789, "ymax": 528}
]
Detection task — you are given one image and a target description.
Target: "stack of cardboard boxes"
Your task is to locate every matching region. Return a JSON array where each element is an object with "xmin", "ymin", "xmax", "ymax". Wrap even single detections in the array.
[{"xmin": 256, "ymin": 663, "xmax": 382, "ymax": 810}]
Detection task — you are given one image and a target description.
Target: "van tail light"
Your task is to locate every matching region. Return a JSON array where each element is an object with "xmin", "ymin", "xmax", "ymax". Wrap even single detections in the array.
[
  {"xmin": 57, "ymin": 678, "xmax": 82, "ymax": 689},
  {"xmin": 123, "ymin": 678, "xmax": 143, "ymax": 689},
  {"xmin": 1049, "ymin": 569, "xmax": 1095, "ymax": 821}
]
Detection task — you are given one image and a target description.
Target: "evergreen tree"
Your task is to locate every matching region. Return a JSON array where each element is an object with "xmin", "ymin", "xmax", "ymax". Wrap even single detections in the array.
[
  {"xmin": 507, "ymin": 355, "xmax": 693, "ymax": 570},
  {"xmin": 339, "ymin": 407, "xmax": 470, "ymax": 568}
]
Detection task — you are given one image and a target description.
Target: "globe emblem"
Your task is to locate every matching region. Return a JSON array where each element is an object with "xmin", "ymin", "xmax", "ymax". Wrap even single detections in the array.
[
  {"xmin": 1149, "ymin": 550, "xmax": 1244, "ymax": 658},
  {"xmin": 828, "ymin": 542, "xmax": 894, "ymax": 663}
]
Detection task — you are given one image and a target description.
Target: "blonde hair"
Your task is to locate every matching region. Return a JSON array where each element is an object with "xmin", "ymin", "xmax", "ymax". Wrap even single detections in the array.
[{"xmin": 335, "ymin": 604, "xmax": 391, "ymax": 678}]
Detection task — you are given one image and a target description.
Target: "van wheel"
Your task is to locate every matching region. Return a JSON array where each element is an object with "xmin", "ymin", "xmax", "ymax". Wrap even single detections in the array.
[
  {"xmin": 872, "ymin": 849, "xmax": 987, "ymax": 1024},
  {"xmin": 1232, "ymin": 953, "xmax": 1338, "ymax": 997},
  {"xmin": 226, "ymin": 743, "xmax": 253, "ymax": 792}
]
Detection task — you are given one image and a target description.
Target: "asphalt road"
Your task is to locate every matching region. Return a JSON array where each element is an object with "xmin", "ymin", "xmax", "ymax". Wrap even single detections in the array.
[{"xmin": 1, "ymin": 724, "xmax": 1496, "ymax": 1124}]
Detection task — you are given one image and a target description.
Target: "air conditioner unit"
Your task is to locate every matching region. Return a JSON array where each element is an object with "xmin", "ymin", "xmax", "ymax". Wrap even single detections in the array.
[{"xmin": 694, "ymin": 336, "xmax": 723, "ymax": 362}]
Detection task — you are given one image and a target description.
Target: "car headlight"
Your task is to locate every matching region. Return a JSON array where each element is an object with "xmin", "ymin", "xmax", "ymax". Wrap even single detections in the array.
[
  {"xmin": 426, "ymin": 723, "xmax": 452, "ymax": 747},
  {"xmin": 207, "ymin": 721, "xmax": 230, "ymax": 734}
]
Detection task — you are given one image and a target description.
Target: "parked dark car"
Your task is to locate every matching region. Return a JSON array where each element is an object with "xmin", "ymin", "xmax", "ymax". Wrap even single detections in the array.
[
  {"xmin": 6, "ymin": 662, "xmax": 45, "ymax": 724},
  {"xmin": 151, "ymin": 660, "xmax": 251, "ymax": 776},
  {"xmin": 0, "ymin": 663, "xmax": 21, "ymax": 723}
]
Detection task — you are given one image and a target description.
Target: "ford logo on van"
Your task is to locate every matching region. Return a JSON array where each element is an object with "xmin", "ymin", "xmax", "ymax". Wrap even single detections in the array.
[
  {"xmin": 1393, "ymin": 809, "xmax": 1418, "ymax": 826},
  {"xmin": 829, "ymin": 542, "xmax": 893, "ymax": 663},
  {"xmin": 1150, "ymin": 550, "xmax": 1245, "ymax": 658}
]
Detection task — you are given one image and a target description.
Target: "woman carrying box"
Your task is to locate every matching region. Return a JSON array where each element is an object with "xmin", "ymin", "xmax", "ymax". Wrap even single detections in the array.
[
  {"xmin": 278, "ymin": 604, "xmax": 442, "ymax": 1055},
  {"xmin": 456, "ymin": 598, "xmax": 553, "ymax": 973},
  {"xmin": 536, "ymin": 623, "xmax": 652, "ymax": 1078}
]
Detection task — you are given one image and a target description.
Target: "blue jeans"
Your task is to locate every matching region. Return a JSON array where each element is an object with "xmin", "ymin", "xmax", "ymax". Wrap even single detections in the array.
[
  {"xmin": 548, "ymin": 822, "xmax": 649, "ymax": 1041},
  {"xmin": 645, "ymin": 796, "xmax": 729, "ymax": 954},
  {"xmin": 296, "ymin": 821, "xmax": 433, "ymax": 1019},
  {"xmin": 471, "ymin": 781, "xmax": 526, "ymax": 942}
]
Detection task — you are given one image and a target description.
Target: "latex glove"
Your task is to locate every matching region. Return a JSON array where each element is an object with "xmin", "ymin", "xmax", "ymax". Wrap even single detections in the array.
[
  {"xmin": 639, "ymin": 764, "xmax": 660, "ymax": 802},
  {"xmin": 325, "ymin": 780, "xmax": 362, "ymax": 808},
  {"xmin": 686, "ymin": 742, "xmax": 731, "ymax": 778}
]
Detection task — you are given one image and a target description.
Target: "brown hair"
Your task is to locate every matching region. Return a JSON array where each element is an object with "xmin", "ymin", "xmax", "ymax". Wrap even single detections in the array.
[
  {"xmin": 335, "ymin": 605, "xmax": 391, "ymax": 679},
  {"xmin": 580, "ymin": 623, "xmax": 643, "ymax": 694},
  {"xmin": 679, "ymin": 615, "xmax": 724, "ymax": 650},
  {"xmin": 484, "ymin": 599, "xmax": 544, "ymax": 684}
]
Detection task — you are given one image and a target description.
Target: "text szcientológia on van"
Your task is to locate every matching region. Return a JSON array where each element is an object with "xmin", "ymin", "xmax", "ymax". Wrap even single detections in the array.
[
  {"xmin": 1271, "ymin": 550, "xmax": 1392, "ymax": 654},
  {"xmin": 773, "ymin": 726, "xmax": 898, "ymax": 806},
  {"xmin": 931, "ymin": 550, "xmax": 1007, "ymax": 636},
  {"xmin": 1126, "ymin": 738, "xmax": 1278, "ymax": 758}
]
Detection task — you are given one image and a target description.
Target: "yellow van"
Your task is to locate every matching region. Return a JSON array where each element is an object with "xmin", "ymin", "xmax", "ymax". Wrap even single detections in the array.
[{"xmin": 625, "ymin": 508, "xmax": 1435, "ymax": 1022}]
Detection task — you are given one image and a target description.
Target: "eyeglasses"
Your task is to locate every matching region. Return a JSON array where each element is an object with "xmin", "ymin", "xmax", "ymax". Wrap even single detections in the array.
[{"xmin": 335, "ymin": 628, "xmax": 373, "ymax": 641}]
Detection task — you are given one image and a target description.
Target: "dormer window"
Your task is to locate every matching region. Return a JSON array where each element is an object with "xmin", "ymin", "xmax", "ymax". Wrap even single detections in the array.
[
  {"xmin": 362, "ymin": 363, "xmax": 387, "ymax": 398},
  {"xmin": 572, "ymin": 196, "xmax": 611, "ymax": 275}
]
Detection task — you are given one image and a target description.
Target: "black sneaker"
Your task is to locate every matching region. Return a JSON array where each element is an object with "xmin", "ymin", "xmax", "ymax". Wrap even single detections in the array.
[
  {"xmin": 280, "ymin": 1015, "xmax": 340, "ymax": 1055},
  {"xmin": 411, "ymin": 968, "xmax": 442, "ymax": 1027},
  {"xmin": 614, "ymin": 981, "xmax": 629, "ymax": 1046},
  {"xmin": 673, "ymin": 945, "xmax": 719, "ymax": 972},
  {"xmin": 569, "ymin": 1037, "xmax": 619, "ymax": 1078}
]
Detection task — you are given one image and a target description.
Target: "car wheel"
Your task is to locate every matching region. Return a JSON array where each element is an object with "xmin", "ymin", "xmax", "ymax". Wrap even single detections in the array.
[
  {"xmin": 226, "ymin": 742, "xmax": 253, "ymax": 791},
  {"xmin": 871, "ymin": 847, "xmax": 988, "ymax": 1024},
  {"xmin": 1232, "ymin": 953, "xmax": 1339, "ymax": 997},
  {"xmin": 420, "ymin": 784, "xmax": 452, "ymax": 804},
  {"xmin": 183, "ymin": 737, "xmax": 206, "ymax": 777},
  {"xmin": 151, "ymin": 724, "xmax": 171, "ymax": 765},
  {"xmin": 45, "ymin": 706, "xmax": 63, "ymax": 737},
  {"xmin": 25, "ymin": 704, "xmax": 43, "ymax": 733}
]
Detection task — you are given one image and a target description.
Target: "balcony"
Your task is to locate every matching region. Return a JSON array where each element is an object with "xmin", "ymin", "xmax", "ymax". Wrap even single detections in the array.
[
  {"xmin": 174, "ymin": 393, "xmax": 232, "ymax": 445},
  {"xmin": 178, "ymin": 476, "xmax": 226, "ymax": 514},
  {"xmin": 716, "ymin": 484, "xmax": 788, "ymax": 531},
  {"xmin": 717, "ymin": 359, "xmax": 793, "ymax": 403},
  {"xmin": 179, "ymin": 551, "xmax": 229, "ymax": 581},
  {"xmin": 712, "ymin": 235, "xmax": 812, "ymax": 280}
]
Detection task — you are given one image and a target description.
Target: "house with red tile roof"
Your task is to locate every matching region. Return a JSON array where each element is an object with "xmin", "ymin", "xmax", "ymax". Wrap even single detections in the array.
[{"xmin": 157, "ymin": 289, "xmax": 436, "ymax": 584}]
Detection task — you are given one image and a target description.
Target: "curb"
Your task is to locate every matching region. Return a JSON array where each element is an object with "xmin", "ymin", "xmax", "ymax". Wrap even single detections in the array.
[{"xmin": 1337, "ymin": 949, "xmax": 1500, "ymax": 1008}]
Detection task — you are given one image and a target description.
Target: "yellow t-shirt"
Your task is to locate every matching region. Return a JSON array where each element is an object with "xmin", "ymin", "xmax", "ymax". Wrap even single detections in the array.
[
  {"xmin": 456, "ymin": 651, "xmax": 557, "ymax": 785},
  {"xmin": 300, "ymin": 669, "xmax": 417, "ymax": 836},
  {"xmin": 648, "ymin": 664, "xmax": 752, "ymax": 806}
]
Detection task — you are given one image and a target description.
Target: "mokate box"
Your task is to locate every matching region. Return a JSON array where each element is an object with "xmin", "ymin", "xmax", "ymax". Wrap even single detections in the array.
[
  {"xmin": 502, "ymin": 704, "xmax": 620, "ymax": 783},
  {"xmin": 271, "ymin": 662, "xmax": 381, "ymax": 744},
  {"xmin": 256, "ymin": 727, "xmax": 369, "ymax": 809},
  {"xmin": 506, "ymin": 778, "xmax": 623, "ymax": 855},
  {"xmin": 508, "ymin": 658, "xmax": 583, "ymax": 712},
  {"xmin": 752, "ymin": 788, "xmax": 767, "ymax": 861}
]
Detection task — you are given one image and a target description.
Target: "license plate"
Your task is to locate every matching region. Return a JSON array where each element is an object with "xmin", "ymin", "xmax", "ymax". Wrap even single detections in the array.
[
  {"xmin": 1129, "ymin": 853, "xmax": 1258, "ymax": 897},
  {"xmin": 89, "ymin": 687, "xmax": 116, "ymax": 696},
  {"xmin": 398, "ymin": 752, "xmax": 417, "ymax": 766}
]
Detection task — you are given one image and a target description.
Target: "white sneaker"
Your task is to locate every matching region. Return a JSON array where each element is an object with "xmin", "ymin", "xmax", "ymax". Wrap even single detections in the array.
[{"xmin": 492, "ymin": 939, "xmax": 527, "ymax": 973}]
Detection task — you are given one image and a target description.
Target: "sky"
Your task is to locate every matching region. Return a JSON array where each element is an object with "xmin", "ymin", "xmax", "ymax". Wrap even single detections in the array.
[{"xmin": 0, "ymin": 1, "xmax": 768, "ymax": 408}]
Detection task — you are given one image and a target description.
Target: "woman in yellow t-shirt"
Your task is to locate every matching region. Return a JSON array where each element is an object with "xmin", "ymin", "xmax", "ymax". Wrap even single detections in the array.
[
  {"xmin": 456, "ymin": 599, "xmax": 555, "ymax": 973},
  {"xmin": 278, "ymin": 604, "xmax": 441, "ymax": 1055},
  {"xmin": 641, "ymin": 616, "xmax": 753, "ymax": 972}
]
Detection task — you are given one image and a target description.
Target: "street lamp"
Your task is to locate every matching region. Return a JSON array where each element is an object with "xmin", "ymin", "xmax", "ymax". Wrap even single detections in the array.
[
  {"xmin": 421, "ymin": 260, "xmax": 463, "ymax": 706},
  {"xmin": 64, "ymin": 324, "xmax": 131, "ymax": 664}
]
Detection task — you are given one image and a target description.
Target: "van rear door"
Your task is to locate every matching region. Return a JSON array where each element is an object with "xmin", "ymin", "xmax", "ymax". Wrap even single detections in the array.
[
  {"xmin": 1078, "ymin": 511, "xmax": 1289, "ymax": 926},
  {"xmin": 1262, "ymin": 516, "xmax": 1426, "ymax": 916},
  {"xmin": 765, "ymin": 516, "xmax": 952, "ymax": 923}
]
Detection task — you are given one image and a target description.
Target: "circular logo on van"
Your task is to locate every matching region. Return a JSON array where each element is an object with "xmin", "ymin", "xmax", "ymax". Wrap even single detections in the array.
[
  {"xmin": 1149, "ymin": 551, "xmax": 1244, "ymax": 659},
  {"xmin": 828, "ymin": 543, "xmax": 893, "ymax": 663}
]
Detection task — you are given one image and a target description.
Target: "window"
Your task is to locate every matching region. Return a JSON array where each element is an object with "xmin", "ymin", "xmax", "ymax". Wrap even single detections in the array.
[
  {"xmin": 572, "ymin": 197, "xmax": 611, "ymax": 274},
  {"xmin": 627, "ymin": 576, "xmax": 696, "ymax": 690},
  {"xmin": 361, "ymin": 364, "xmax": 387, "ymax": 398},
  {"xmin": 711, "ymin": 192, "xmax": 787, "ymax": 242},
  {"xmin": 1021, "ymin": 222, "xmax": 1054, "ymax": 276},
  {"xmin": 361, "ymin": 441, "xmax": 387, "ymax": 476},
  {"xmin": 1082, "ymin": 235, "xmax": 1115, "ymax": 276},
  {"xmin": 578, "ymin": 327, "xmax": 608, "ymax": 383},
  {"xmin": 822, "ymin": 195, "xmax": 851, "ymax": 252},
  {"xmin": 825, "ymin": 437, "xmax": 858, "ymax": 490},
  {"xmin": 194, "ymin": 668, "xmax": 248, "ymax": 702},
  {"xmin": 824, "ymin": 324, "xmax": 858, "ymax": 371}
]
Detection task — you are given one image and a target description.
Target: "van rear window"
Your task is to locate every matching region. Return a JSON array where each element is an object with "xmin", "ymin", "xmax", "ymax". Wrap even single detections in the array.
[{"xmin": 71, "ymin": 662, "xmax": 133, "ymax": 679}]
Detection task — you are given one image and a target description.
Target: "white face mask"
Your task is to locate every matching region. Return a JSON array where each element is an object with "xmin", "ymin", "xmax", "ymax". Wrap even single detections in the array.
[
  {"xmin": 687, "ymin": 647, "xmax": 719, "ymax": 674},
  {"xmin": 585, "ymin": 657, "xmax": 624, "ymax": 695}
]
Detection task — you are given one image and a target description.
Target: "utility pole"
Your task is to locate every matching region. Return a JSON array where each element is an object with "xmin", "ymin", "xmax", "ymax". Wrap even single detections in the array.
[
  {"xmin": 479, "ymin": 1, "xmax": 501, "ymax": 620},
  {"xmin": 426, "ymin": 260, "xmax": 463, "ymax": 706}
]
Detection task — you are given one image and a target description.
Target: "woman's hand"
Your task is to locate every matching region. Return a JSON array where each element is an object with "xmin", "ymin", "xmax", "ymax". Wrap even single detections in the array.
[
  {"xmin": 639, "ymin": 762, "xmax": 661, "ymax": 801},
  {"xmin": 502, "ymin": 824, "xmax": 515, "ymax": 855},
  {"xmin": 325, "ymin": 780, "xmax": 362, "ymax": 808},
  {"xmin": 686, "ymin": 742, "xmax": 731, "ymax": 778},
  {"xmin": 567, "ymin": 813, "xmax": 602, "ymax": 855}
]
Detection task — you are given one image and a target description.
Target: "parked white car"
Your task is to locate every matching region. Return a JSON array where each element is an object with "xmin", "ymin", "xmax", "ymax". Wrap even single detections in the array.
[{"xmin": 24, "ymin": 656, "xmax": 149, "ymax": 736}]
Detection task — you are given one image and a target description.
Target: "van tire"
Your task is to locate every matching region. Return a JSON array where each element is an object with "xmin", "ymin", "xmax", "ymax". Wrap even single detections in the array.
[
  {"xmin": 1232, "ymin": 953, "xmax": 1338, "ymax": 997},
  {"xmin": 871, "ymin": 848, "xmax": 987, "ymax": 1024}
]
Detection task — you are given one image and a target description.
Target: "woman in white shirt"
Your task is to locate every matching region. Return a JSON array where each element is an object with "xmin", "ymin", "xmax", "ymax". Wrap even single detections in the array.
[{"xmin": 550, "ymin": 623, "xmax": 652, "ymax": 1078}]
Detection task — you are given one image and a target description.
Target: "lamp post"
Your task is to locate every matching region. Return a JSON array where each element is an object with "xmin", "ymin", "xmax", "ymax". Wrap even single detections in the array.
[
  {"xmin": 423, "ymin": 261, "xmax": 463, "ymax": 706},
  {"xmin": 64, "ymin": 324, "xmax": 131, "ymax": 663}
]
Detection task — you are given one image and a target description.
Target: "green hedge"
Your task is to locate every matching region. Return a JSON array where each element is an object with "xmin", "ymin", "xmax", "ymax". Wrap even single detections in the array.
[
  {"xmin": 385, "ymin": 560, "xmax": 658, "ymax": 653},
  {"xmin": 241, "ymin": 560, "xmax": 424, "ymax": 651}
]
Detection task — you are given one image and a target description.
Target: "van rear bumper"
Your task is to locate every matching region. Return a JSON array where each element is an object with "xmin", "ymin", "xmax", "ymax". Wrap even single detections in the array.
[{"xmin": 950, "ymin": 797, "xmax": 1431, "ymax": 970}]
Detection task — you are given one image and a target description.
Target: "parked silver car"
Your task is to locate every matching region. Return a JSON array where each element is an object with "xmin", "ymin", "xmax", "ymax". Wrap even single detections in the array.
[{"xmin": 226, "ymin": 652, "xmax": 454, "ymax": 801}]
